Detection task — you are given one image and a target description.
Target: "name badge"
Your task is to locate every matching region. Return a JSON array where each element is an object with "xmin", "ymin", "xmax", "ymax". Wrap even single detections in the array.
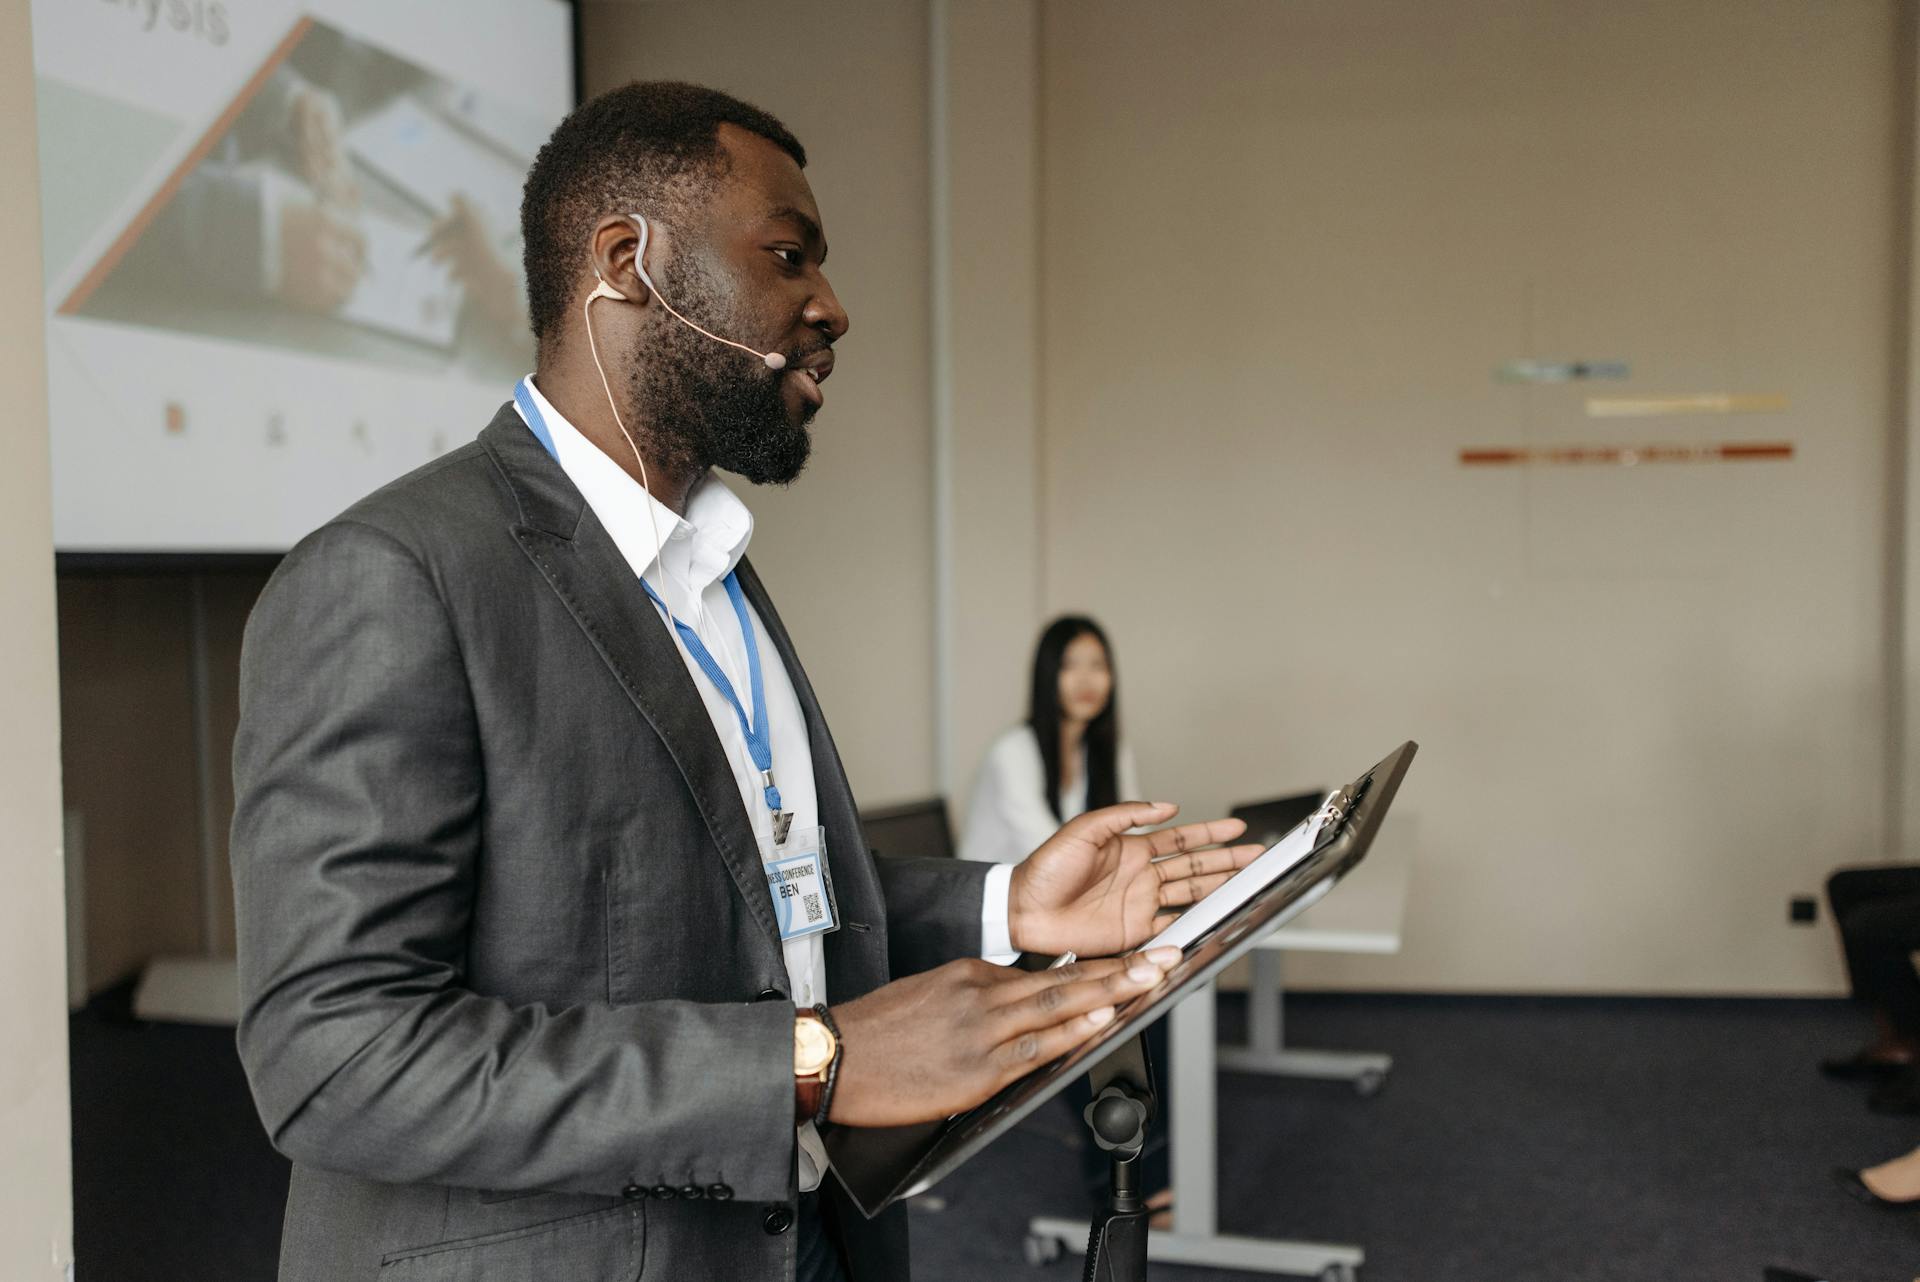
[{"xmin": 764, "ymin": 824, "xmax": 839, "ymax": 942}]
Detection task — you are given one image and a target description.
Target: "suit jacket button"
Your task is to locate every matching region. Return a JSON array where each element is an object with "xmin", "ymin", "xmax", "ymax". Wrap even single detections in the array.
[
  {"xmin": 651, "ymin": 1185, "xmax": 677, "ymax": 1201},
  {"xmin": 679, "ymin": 1184, "xmax": 705, "ymax": 1200},
  {"xmin": 621, "ymin": 1184, "xmax": 647, "ymax": 1201},
  {"xmin": 757, "ymin": 988, "xmax": 786, "ymax": 1002},
  {"xmin": 763, "ymin": 1207, "xmax": 794, "ymax": 1235},
  {"xmin": 707, "ymin": 1183, "xmax": 734, "ymax": 1201}
]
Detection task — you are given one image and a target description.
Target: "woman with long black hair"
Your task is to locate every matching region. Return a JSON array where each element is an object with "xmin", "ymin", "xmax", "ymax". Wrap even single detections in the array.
[
  {"xmin": 959, "ymin": 616, "xmax": 1173, "ymax": 1220},
  {"xmin": 960, "ymin": 616, "xmax": 1140, "ymax": 864}
]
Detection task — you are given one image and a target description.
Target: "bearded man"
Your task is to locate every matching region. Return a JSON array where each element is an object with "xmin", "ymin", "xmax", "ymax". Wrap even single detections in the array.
[{"xmin": 230, "ymin": 81, "xmax": 1254, "ymax": 1282}]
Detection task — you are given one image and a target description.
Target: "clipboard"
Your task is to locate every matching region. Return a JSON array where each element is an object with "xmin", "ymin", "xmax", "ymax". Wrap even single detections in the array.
[{"xmin": 827, "ymin": 740, "xmax": 1419, "ymax": 1218}]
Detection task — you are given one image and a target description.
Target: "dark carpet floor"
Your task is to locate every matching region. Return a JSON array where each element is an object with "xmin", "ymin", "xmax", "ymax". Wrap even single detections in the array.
[{"xmin": 70, "ymin": 990, "xmax": 1919, "ymax": 1281}]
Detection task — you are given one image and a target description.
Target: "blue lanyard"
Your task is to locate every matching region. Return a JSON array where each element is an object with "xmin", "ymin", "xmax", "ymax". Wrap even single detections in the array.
[
  {"xmin": 639, "ymin": 572, "xmax": 782, "ymax": 814},
  {"xmin": 513, "ymin": 377, "xmax": 782, "ymax": 815},
  {"xmin": 512, "ymin": 378, "xmax": 559, "ymax": 462}
]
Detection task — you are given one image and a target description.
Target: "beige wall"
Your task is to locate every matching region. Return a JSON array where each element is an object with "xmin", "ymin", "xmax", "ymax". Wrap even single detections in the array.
[
  {"xmin": 587, "ymin": 0, "xmax": 1905, "ymax": 993},
  {"xmin": 1035, "ymin": 0, "xmax": 1900, "ymax": 993},
  {"xmin": 0, "ymin": 0, "xmax": 76, "ymax": 1271},
  {"xmin": 936, "ymin": 0, "xmax": 1046, "ymax": 797},
  {"xmin": 581, "ymin": 0, "xmax": 940, "ymax": 806},
  {"xmin": 47, "ymin": 0, "xmax": 1915, "ymax": 1013}
]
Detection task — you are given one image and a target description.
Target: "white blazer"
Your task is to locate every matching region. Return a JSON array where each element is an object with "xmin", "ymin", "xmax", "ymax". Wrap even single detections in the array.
[{"xmin": 958, "ymin": 725, "xmax": 1142, "ymax": 863}]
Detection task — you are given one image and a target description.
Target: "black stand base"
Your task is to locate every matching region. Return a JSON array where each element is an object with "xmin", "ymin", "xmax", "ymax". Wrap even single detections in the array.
[
  {"xmin": 1078, "ymin": 1034, "xmax": 1157, "ymax": 1282},
  {"xmin": 1082, "ymin": 1177, "xmax": 1150, "ymax": 1282}
]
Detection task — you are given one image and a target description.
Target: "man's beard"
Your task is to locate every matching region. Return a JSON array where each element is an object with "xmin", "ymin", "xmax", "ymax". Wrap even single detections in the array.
[{"xmin": 623, "ymin": 257, "xmax": 816, "ymax": 487}]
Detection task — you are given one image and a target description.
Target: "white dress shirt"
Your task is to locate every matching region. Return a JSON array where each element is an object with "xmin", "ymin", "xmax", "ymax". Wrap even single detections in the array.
[
  {"xmin": 959, "ymin": 726, "xmax": 1141, "ymax": 864},
  {"xmin": 514, "ymin": 379, "xmax": 1013, "ymax": 1188}
]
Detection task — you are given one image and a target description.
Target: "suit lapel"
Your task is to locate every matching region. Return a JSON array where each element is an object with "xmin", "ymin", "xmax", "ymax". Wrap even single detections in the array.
[{"xmin": 480, "ymin": 409, "xmax": 783, "ymax": 953}]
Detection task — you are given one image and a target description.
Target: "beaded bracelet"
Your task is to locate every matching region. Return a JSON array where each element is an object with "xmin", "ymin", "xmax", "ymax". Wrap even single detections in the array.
[{"xmin": 811, "ymin": 1002, "xmax": 842, "ymax": 1128}]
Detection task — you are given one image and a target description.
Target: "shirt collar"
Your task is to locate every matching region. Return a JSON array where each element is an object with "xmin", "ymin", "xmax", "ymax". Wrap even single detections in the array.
[{"xmin": 516, "ymin": 375, "xmax": 754, "ymax": 593}]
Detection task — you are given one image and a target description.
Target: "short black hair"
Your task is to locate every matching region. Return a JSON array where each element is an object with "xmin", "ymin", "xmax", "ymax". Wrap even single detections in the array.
[{"xmin": 520, "ymin": 81, "xmax": 806, "ymax": 345}]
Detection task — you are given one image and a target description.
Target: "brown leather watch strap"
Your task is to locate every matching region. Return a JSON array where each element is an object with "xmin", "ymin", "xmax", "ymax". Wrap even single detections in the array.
[{"xmin": 794, "ymin": 1075, "xmax": 825, "ymax": 1123}]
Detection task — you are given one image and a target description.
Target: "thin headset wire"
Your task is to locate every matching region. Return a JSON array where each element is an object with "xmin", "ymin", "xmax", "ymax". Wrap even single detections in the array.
[
  {"xmin": 583, "ymin": 290, "xmax": 685, "ymax": 633},
  {"xmin": 644, "ymin": 274, "xmax": 781, "ymax": 367},
  {"xmin": 630, "ymin": 211, "xmax": 784, "ymax": 370}
]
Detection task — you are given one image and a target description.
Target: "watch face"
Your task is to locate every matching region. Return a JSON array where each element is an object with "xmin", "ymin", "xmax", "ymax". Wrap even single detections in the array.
[{"xmin": 795, "ymin": 1016, "xmax": 836, "ymax": 1077}]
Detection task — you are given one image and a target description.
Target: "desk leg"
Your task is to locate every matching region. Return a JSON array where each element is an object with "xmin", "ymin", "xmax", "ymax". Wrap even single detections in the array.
[
  {"xmin": 1216, "ymin": 950, "xmax": 1391, "ymax": 1094},
  {"xmin": 1170, "ymin": 978, "xmax": 1217, "ymax": 1235},
  {"xmin": 1247, "ymin": 949, "xmax": 1284, "ymax": 1055},
  {"xmin": 1024, "ymin": 980, "xmax": 1364, "ymax": 1280}
]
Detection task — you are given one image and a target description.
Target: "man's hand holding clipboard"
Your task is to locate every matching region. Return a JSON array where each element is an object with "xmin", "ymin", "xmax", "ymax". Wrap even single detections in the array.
[
  {"xmin": 828, "ymin": 742, "xmax": 1419, "ymax": 1217},
  {"xmin": 824, "ymin": 805, "xmax": 1260, "ymax": 1127}
]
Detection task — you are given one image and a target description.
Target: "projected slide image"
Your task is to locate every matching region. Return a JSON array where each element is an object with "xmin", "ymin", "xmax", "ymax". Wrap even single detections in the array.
[
  {"xmin": 36, "ymin": 0, "xmax": 572, "ymax": 551},
  {"xmin": 59, "ymin": 17, "xmax": 538, "ymax": 378}
]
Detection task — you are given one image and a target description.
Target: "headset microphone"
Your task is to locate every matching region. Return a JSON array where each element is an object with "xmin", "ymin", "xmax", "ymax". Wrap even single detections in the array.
[{"xmin": 594, "ymin": 212, "xmax": 787, "ymax": 370}]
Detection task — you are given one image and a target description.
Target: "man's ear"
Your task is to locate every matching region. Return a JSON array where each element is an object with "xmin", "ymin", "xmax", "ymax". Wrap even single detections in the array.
[{"xmin": 588, "ymin": 214, "xmax": 650, "ymax": 306}]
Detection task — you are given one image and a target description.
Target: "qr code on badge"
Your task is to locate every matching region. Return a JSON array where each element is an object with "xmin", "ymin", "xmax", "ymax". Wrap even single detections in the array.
[{"xmin": 804, "ymin": 893, "xmax": 823, "ymax": 924}]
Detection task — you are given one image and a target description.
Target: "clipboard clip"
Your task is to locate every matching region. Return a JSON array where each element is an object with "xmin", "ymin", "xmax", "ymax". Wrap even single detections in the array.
[{"xmin": 1310, "ymin": 776, "xmax": 1368, "ymax": 847}]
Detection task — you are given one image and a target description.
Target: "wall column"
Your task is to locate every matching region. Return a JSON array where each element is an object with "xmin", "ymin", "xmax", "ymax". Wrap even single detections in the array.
[
  {"xmin": 931, "ymin": 0, "xmax": 1046, "ymax": 803},
  {"xmin": 1899, "ymin": 0, "xmax": 1920, "ymax": 862},
  {"xmin": 0, "ymin": 0, "xmax": 77, "ymax": 1273}
]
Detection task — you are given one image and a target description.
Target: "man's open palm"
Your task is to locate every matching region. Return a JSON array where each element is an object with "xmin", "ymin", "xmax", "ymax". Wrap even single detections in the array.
[{"xmin": 1007, "ymin": 802, "xmax": 1263, "ymax": 958}]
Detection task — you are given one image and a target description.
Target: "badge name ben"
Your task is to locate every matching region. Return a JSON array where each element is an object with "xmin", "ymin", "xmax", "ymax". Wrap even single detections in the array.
[{"xmin": 766, "ymin": 824, "xmax": 837, "ymax": 941}]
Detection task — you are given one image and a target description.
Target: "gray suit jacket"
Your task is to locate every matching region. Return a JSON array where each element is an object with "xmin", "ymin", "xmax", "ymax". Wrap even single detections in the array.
[{"xmin": 231, "ymin": 404, "xmax": 991, "ymax": 1281}]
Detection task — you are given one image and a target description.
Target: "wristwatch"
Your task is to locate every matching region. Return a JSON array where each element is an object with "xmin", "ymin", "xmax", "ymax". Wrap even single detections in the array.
[{"xmin": 793, "ymin": 1005, "xmax": 841, "ymax": 1125}]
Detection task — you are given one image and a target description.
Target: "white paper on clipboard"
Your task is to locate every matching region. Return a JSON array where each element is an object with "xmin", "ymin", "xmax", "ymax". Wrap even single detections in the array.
[{"xmin": 1142, "ymin": 792, "xmax": 1337, "ymax": 952}]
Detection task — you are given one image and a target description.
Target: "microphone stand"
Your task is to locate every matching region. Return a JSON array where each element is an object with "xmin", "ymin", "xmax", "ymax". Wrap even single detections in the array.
[{"xmin": 1080, "ymin": 1032, "xmax": 1156, "ymax": 1282}]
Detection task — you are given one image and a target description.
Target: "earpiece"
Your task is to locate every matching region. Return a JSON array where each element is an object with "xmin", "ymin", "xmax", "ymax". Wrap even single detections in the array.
[{"xmin": 587, "ymin": 274, "xmax": 627, "ymax": 304}]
